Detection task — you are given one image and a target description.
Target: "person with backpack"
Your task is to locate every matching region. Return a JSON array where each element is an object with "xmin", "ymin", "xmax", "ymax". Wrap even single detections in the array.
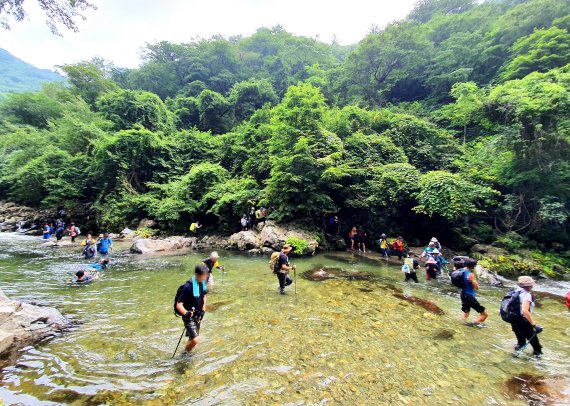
[
  {"xmin": 392, "ymin": 236, "xmax": 404, "ymax": 260},
  {"xmin": 274, "ymin": 244, "xmax": 295, "ymax": 295},
  {"xmin": 402, "ymin": 252, "xmax": 419, "ymax": 283},
  {"xmin": 425, "ymin": 257, "xmax": 438, "ymax": 280},
  {"xmin": 55, "ymin": 223, "xmax": 66, "ymax": 242},
  {"xmin": 430, "ymin": 237, "xmax": 442, "ymax": 251},
  {"xmin": 82, "ymin": 240, "xmax": 96, "ymax": 260},
  {"xmin": 454, "ymin": 259, "xmax": 488, "ymax": 327},
  {"xmin": 174, "ymin": 264, "xmax": 209, "ymax": 354},
  {"xmin": 42, "ymin": 223, "xmax": 52, "ymax": 240},
  {"xmin": 189, "ymin": 221, "xmax": 202, "ymax": 234},
  {"xmin": 379, "ymin": 234, "xmax": 390, "ymax": 258},
  {"xmin": 67, "ymin": 222, "xmax": 80, "ymax": 243},
  {"xmin": 503, "ymin": 276, "xmax": 543, "ymax": 357},
  {"xmin": 421, "ymin": 241, "xmax": 436, "ymax": 260},
  {"xmin": 97, "ymin": 233, "xmax": 113, "ymax": 257},
  {"xmin": 203, "ymin": 252, "xmax": 224, "ymax": 288},
  {"xmin": 431, "ymin": 249, "xmax": 449, "ymax": 275}
]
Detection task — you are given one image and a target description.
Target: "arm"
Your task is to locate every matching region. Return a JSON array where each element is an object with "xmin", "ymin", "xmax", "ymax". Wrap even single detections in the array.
[
  {"xmin": 176, "ymin": 302, "xmax": 192, "ymax": 317},
  {"xmin": 522, "ymin": 300, "xmax": 536, "ymax": 326},
  {"xmin": 203, "ymin": 295, "xmax": 207, "ymax": 312}
]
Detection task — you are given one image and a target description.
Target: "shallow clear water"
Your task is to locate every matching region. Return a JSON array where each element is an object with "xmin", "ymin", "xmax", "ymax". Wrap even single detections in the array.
[{"xmin": 0, "ymin": 233, "xmax": 569, "ymax": 405}]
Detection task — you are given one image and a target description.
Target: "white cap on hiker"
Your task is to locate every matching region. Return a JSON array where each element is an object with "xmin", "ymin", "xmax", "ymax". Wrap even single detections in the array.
[
  {"xmin": 518, "ymin": 276, "xmax": 535, "ymax": 287},
  {"xmin": 210, "ymin": 251, "xmax": 220, "ymax": 259}
]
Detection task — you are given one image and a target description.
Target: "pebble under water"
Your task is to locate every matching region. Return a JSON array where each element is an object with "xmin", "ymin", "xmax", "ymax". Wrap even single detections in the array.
[{"xmin": 1, "ymin": 234, "xmax": 569, "ymax": 405}]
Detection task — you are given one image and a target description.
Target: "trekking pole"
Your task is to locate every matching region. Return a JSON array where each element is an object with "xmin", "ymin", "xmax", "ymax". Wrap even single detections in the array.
[
  {"xmin": 514, "ymin": 331, "xmax": 539, "ymax": 357},
  {"xmin": 221, "ymin": 268, "xmax": 225, "ymax": 284},
  {"xmin": 294, "ymin": 266, "xmax": 297, "ymax": 295},
  {"xmin": 172, "ymin": 327, "xmax": 186, "ymax": 358}
]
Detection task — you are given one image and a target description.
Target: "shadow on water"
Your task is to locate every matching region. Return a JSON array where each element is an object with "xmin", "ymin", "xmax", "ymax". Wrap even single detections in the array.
[{"xmin": 502, "ymin": 373, "xmax": 570, "ymax": 406}]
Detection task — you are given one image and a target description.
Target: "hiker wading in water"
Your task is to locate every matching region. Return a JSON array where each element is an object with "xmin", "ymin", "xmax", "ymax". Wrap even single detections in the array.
[
  {"xmin": 460, "ymin": 259, "xmax": 488, "ymax": 327},
  {"xmin": 203, "ymin": 251, "xmax": 224, "ymax": 289},
  {"xmin": 274, "ymin": 244, "xmax": 295, "ymax": 295},
  {"xmin": 512, "ymin": 276, "xmax": 543, "ymax": 358},
  {"xmin": 175, "ymin": 264, "xmax": 208, "ymax": 353}
]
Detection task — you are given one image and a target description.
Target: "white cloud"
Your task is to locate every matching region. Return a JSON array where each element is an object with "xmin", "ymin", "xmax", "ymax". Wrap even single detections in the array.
[{"xmin": 0, "ymin": 0, "xmax": 417, "ymax": 70}]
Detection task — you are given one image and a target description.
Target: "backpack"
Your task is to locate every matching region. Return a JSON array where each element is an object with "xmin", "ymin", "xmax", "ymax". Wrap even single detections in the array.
[
  {"xmin": 401, "ymin": 264, "xmax": 410, "ymax": 273},
  {"xmin": 450, "ymin": 269, "xmax": 466, "ymax": 288},
  {"xmin": 190, "ymin": 223, "xmax": 196, "ymax": 232},
  {"xmin": 269, "ymin": 252, "xmax": 280, "ymax": 273},
  {"xmin": 75, "ymin": 227, "xmax": 81, "ymax": 236},
  {"xmin": 500, "ymin": 289, "xmax": 524, "ymax": 323},
  {"xmin": 173, "ymin": 280, "xmax": 192, "ymax": 317}
]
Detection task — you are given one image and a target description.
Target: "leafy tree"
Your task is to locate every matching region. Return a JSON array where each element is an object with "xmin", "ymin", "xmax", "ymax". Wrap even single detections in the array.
[
  {"xmin": 59, "ymin": 60, "xmax": 118, "ymax": 106},
  {"xmin": 414, "ymin": 170, "xmax": 498, "ymax": 221},
  {"xmin": 0, "ymin": 91, "xmax": 63, "ymax": 128},
  {"xmin": 500, "ymin": 27, "xmax": 570, "ymax": 81},
  {"xmin": 197, "ymin": 90, "xmax": 232, "ymax": 134},
  {"xmin": 366, "ymin": 163, "xmax": 421, "ymax": 208},
  {"xmin": 0, "ymin": 0, "xmax": 96, "ymax": 34},
  {"xmin": 96, "ymin": 89, "xmax": 174, "ymax": 132},
  {"xmin": 228, "ymin": 78, "xmax": 278, "ymax": 122}
]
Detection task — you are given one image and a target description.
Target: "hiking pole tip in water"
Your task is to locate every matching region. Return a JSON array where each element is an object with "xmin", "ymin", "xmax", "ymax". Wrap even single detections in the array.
[{"xmin": 172, "ymin": 327, "xmax": 186, "ymax": 358}]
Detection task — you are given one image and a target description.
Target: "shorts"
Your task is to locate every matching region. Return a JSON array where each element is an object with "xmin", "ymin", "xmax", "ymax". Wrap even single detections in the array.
[
  {"xmin": 461, "ymin": 292, "xmax": 485, "ymax": 314},
  {"xmin": 183, "ymin": 315, "xmax": 202, "ymax": 340}
]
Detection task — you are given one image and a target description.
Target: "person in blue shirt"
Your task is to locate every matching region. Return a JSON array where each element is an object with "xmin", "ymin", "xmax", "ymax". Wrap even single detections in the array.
[
  {"xmin": 97, "ymin": 233, "xmax": 113, "ymax": 257},
  {"xmin": 42, "ymin": 223, "xmax": 51, "ymax": 240},
  {"xmin": 90, "ymin": 258, "xmax": 110, "ymax": 271},
  {"xmin": 460, "ymin": 259, "xmax": 488, "ymax": 327},
  {"xmin": 72, "ymin": 270, "xmax": 99, "ymax": 284}
]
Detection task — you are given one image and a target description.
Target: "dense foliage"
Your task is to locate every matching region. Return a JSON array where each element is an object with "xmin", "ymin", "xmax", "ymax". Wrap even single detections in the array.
[{"xmin": 0, "ymin": 0, "xmax": 569, "ymax": 255}]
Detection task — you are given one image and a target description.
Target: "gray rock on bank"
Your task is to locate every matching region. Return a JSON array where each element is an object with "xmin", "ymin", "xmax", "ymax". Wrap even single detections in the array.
[
  {"xmin": 227, "ymin": 220, "xmax": 319, "ymax": 255},
  {"xmin": 130, "ymin": 236, "xmax": 195, "ymax": 254},
  {"xmin": 0, "ymin": 295, "xmax": 69, "ymax": 358}
]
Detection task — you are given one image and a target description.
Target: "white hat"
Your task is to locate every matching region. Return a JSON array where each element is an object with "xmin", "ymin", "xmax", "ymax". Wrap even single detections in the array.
[
  {"xmin": 518, "ymin": 276, "xmax": 535, "ymax": 287},
  {"xmin": 430, "ymin": 237, "xmax": 438, "ymax": 242},
  {"xmin": 210, "ymin": 251, "xmax": 220, "ymax": 259}
]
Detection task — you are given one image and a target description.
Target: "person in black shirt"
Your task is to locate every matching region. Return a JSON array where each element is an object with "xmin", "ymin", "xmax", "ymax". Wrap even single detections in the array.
[
  {"xmin": 203, "ymin": 251, "xmax": 224, "ymax": 288},
  {"xmin": 175, "ymin": 264, "xmax": 209, "ymax": 353},
  {"xmin": 274, "ymin": 244, "xmax": 295, "ymax": 295}
]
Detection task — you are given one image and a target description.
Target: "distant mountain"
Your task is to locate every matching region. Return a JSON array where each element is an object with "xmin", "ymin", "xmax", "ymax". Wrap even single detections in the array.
[{"xmin": 0, "ymin": 48, "xmax": 65, "ymax": 96}]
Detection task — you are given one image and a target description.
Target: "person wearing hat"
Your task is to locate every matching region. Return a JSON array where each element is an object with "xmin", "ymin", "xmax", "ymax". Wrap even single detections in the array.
[
  {"xmin": 379, "ymin": 234, "xmax": 390, "ymax": 258},
  {"xmin": 274, "ymin": 244, "xmax": 295, "ymax": 295},
  {"xmin": 425, "ymin": 257, "xmax": 438, "ymax": 280},
  {"xmin": 430, "ymin": 237, "xmax": 442, "ymax": 251},
  {"xmin": 203, "ymin": 252, "xmax": 224, "ymax": 288},
  {"xmin": 431, "ymin": 249, "xmax": 449, "ymax": 275},
  {"xmin": 460, "ymin": 259, "xmax": 488, "ymax": 327},
  {"xmin": 512, "ymin": 276, "xmax": 543, "ymax": 357},
  {"xmin": 422, "ymin": 241, "xmax": 436, "ymax": 260}
]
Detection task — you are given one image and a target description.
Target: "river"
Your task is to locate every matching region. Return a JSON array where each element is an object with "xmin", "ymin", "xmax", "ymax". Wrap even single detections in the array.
[{"xmin": 0, "ymin": 233, "xmax": 568, "ymax": 405}]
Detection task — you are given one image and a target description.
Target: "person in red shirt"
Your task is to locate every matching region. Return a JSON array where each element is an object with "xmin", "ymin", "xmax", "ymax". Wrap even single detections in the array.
[{"xmin": 392, "ymin": 236, "xmax": 404, "ymax": 260}]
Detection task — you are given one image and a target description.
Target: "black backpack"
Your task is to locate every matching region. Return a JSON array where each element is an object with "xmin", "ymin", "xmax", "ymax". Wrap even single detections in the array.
[
  {"xmin": 500, "ymin": 289, "xmax": 524, "ymax": 323},
  {"xmin": 173, "ymin": 280, "xmax": 191, "ymax": 317},
  {"xmin": 450, "ymin": 269, "xmax": 466, "ymax": 288}
]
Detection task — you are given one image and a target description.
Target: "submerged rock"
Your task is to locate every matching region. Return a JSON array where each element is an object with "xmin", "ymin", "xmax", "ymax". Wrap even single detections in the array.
[
  {"xmin": 303, "ymin": 267, "xmax": 372, "ymax": 282},
  {"xmin": 41, "ymin": 240, "xmax": 73, "ymax": 248},
  {"xmin": 431, "ymin": 329, "xmax": 455, "ymax": 340},
  {"xmin": 207, "ymin": 300, "xmax": 233, "ymax": 312},
  {"xmin": 0, "ymin": 295, "xmax": 69, "ymax": 359},
  {"xmin": 502, "ymin": 374, "xmax": 569, "ymax": 405},
  {"xmin": 392, "ymin": 293, "xmax": 445, "ymax": 315}
]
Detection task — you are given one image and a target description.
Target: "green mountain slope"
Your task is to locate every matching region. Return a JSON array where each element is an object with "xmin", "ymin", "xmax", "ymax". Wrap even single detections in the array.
[{"xmin": 0, "ymin": 48, "xmax": 64, "ymax": 95}]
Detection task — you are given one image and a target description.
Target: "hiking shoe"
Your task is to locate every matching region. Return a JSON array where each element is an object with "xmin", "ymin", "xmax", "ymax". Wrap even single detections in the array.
[
  {"xmin": 514, "ymin": 345, "xmax": 523, "ymax": 352},
  {"xmin": 475, "ymin": 324, "xmax": 487, "ymax": 329},
  {"xmin": 280, "ymin": 289, "xmax": 286, "ymax": 295},
  {"xmin": 533, "ymin": 352, "xmax": 543, "ymax": 359}
]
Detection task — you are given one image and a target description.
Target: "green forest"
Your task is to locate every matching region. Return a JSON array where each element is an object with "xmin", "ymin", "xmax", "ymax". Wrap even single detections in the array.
[{"xmin": 0, "ymin": 0, "xmax": 569, "ymax": 264}]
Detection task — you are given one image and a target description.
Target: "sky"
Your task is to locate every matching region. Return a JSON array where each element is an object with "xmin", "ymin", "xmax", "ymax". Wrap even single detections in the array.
[{"xmin": 0, "ymin": 0, "xmax": 417, "ymax": 71}]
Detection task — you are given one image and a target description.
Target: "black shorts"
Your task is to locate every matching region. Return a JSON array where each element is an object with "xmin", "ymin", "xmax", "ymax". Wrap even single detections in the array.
[
  {"xmin": 461, "ymin": 292, "xmax": 485, "ymax": 314},
  {"xmin": 183, "ymin": 316, "xmax": 201, "ymax": 340}
]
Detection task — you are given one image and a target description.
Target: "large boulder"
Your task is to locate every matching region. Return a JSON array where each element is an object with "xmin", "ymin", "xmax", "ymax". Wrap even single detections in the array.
[
  {"xmin": 259, "ymin": 221, "xmax": 319, "ymax": 255},
  {"xmin": 138, "ymin": 218, "xmax": 158, "ymax": 229},
  {"xmin": 471, "ymin": 244, "xmax": 507, "ymax": 257},
  {"xmin": 227, "ymin": 231, "xmax": 260, "ymax": 251},
  {"xmin": 0, "ymin": 295, "xmax": 69, "ymax": 358},
  {"xmin": 130, "ymin": 237, "xmax": 193, "ymax": 254}
]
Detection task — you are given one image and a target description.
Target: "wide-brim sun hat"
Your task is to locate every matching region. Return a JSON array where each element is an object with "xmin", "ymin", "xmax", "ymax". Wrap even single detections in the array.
[
  {"xmin": 426, "ymin": 258, "xmax": 437, "ymax": 264},
  {"xmin": 210, "ymin": 251, "xmax": 220, "ymax": 259},
  {"xmin": 518, "ymin": 276, "xmax": 535, "ymax": 287},
  {"xmin": 430, "ymin": 237, "xmax": 438, "ymax": 242}
]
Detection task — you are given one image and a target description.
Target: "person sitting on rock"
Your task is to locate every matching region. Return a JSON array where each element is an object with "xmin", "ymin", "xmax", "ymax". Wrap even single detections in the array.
[{"xmin": 72, "ymin": 270, "xmax": 99, "ymax": 284}]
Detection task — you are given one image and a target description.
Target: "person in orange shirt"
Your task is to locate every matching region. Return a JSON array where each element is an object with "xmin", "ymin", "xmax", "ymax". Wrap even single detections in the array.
[{"xmin": 392, "ymin": 236, "xmax": 404, "ymax": 260}]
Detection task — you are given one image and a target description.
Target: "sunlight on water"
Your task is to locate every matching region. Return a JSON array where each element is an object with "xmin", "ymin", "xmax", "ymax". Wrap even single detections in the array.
[{"xmin": 0, "ymin": 233, "xmax": 568, "ymax": 405}]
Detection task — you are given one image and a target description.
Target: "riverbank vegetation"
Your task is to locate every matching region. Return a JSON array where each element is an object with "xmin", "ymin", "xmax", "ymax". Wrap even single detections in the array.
[{"xmin": 0, "ymin": 0, "xmax": 568, "ymax": 274}]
